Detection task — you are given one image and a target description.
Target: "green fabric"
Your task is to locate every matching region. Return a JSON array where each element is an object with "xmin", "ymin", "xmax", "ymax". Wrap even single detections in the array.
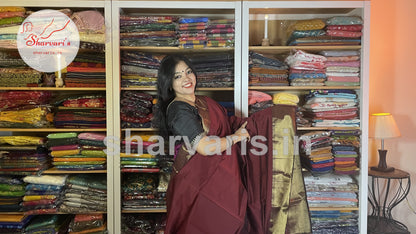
[{"xmin": 47, "ymin": 132, "xmax": 78, "ymax": 139}]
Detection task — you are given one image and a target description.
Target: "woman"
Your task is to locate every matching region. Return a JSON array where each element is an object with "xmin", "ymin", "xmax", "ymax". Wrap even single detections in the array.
[{"xmin": 156, "ymin": 54, "xmax": 311, "ymax": 234}]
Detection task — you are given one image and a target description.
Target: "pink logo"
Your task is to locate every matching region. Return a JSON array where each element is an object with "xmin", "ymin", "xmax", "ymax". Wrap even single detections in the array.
[{"xmin": 17, "ymin": 10, "xmax": 79, "ymax": 73}]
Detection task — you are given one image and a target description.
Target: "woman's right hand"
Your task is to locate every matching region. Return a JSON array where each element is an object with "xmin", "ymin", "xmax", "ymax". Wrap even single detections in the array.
[{"xmin": 232, "ymin": 121, "xmax": 250, "ymax": 143}]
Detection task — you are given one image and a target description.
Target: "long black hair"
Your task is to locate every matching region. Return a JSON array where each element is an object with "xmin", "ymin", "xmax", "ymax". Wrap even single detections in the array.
[{"xmin": 155, "ymin": 54, "xmax": 197, "ymax": 140}]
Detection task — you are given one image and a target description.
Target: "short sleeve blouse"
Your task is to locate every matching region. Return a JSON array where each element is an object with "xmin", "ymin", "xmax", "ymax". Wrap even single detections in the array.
[{"xmin": 167, "ymin": 101, "xmax": 205, "ymax": 147}]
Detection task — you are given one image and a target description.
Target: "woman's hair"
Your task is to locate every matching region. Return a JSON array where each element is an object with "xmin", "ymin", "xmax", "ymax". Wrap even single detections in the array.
[{"xmin": 155, "ymin": 54, "xmax": 197, "ymax": 140}]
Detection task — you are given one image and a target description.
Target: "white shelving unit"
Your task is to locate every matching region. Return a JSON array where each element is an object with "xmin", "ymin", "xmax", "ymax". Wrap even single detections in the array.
[{"xmin": 241, "ymin": 1, "xmax": 370, "ymax": 233}]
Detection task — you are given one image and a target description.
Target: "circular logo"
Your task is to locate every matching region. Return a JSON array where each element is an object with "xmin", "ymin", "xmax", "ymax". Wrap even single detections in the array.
[{"xmin": 17, "ymin": 9, "xmax": 79, "ymax": 73}]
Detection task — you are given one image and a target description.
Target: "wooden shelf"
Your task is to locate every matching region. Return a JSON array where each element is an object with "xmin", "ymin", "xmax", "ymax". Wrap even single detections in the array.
[
  {"xmin": 249, "ymin": 45, "xmax": 361, "ymax": 53},
  {"xmin": 297, "ymin": 127, "xmax": 360, "ymax": 131},
  {"xmin": 121, "ymin": 87, "xmax": 234, "ymax": 91},
  {"xmin": 42, "ymin": 168, "xmax": 107, "ymax": 174},
  {"xmin": 122, "ymin": 208, "xmax": 167, "ymax": 213},
  {"xmin": 249, "ymin": 86, "xmax": 360, "ymax": 90},
  {"xmin": 0, "ymin": 128, "xmax": 107, "ymax": 132},
  {"xmin": 309, "ymin": 207, "xmax": 359, "ymax": 211},
  {"xmin": 119, "ymin": 46, "xmax": 234, "ymax": 53},
  {"xmin": 0, "ymin": 87, "xmax": 106, "ymax": 91}
]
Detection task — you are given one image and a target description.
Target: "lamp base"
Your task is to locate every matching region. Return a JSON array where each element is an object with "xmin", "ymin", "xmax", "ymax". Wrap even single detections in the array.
[
  {"xmin": 371, "ymin": 149, "xmax": 395, "ymax": 172},
  {"xmin": 370, "ymin": 166, "xmax": 395, "ymax": 172}
]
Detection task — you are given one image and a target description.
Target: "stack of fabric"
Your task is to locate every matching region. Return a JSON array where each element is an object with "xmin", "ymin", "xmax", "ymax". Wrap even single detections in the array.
[
  {"xmin": 23, "ymin": 214, "xmax": 71, "ymax": 234},
  {"xmin": 0, "ymin": 7, "xmax": 25, "ymax": 49},
  {"xmin": 188, "ymin": 53, "xmax": 234, "ymax": 88},
  {"xmin": 286, "ymin": 16, "xmax": 363, "ymax": 46},
  {"xmin": 325, "ymin": 16, "xmax": 363, "ymax": 45},
  {"xmin": 300, "ymin": 131, "xmax": 334, "ymax": 174},
  {"xmin": 0, "ymin": 50, "xmax": 43, "ymax": 87},
  {"xmin": 53, "ymin": 108, "xmax": 106, "ymax": 129},
  {"xmin": 249, "ymin": 51, "xmax": 289, "ymax": 86},
  {"xmin": 309, "ymin": 210, "xmax": 359, "ymax": 234},
  {"xmin": 0, "ymin": 91, "xmax": 52, "ymax": 128},
  {"xmin": 0, "ymin": 214, "xmax": 32, "ymax": 233},
  {"xmin": 71, "ymin": 10, "xmax": 106, "ymax": 51},
  {"xmin": 22, "ymin": 175, "xmax": 67, "ymax": 215},
  {"xmin": 303, "ymin": 171, "xmax": 359, "ymax": 232},
  {"xmin": 285, "ymin": 50, "xmax": 327, "ymax": 86},
  {"xmin": 321, "ymin": 50, "xmax": 361, "ymax": 86},
  {"xmin": 0, "ymin": 176, "xmax": 25, "ymax": 212},
  {"xmin": 303, "ymin": 89, "xmax": 360, "ymax": 127},
  {"xmin": 120, "ymin": 15, "xmax": 178, "ymax": 47},
  {"xmin": 303, "ymin": 171, "xmax": 359, "ymax": 209},
  {"xmin": 55, "ymin": 94, "xmax": 106, "ymax": 108},
  {"xmin": 65, "ymin": 53, "xmax": 106, "ymax": 88},
  {"xmin": 121, "ymin": 51, "xmax": 164, "ymax": 88},
  {"xmin": 248, "ymin": 90, "xmax": 273, "ymax": 115},
  {"xmin": 47, "ymin": 132, "xmax": 80, "ymax": 170},
  {"xmin": 178, "ymin": 17, "xmax": 208, "ymax": 49},
  {"xmin": 60, "ymin": 174, "xmax": 107, "ymax": 213},
  {"xmin": 0, "ymin": 136, "xmax": 49, "ymax": 175},
  {"xmin": 122, "ymin": 173, "xmax": 166, "ymax": 211},
  {"xmin": 286, "ymin": 18, "xmax": 326, "ymax": 46},
  {"xmin": 68, "ymin": 214, "xmax": 107, "ymax": 234},
  {"xmin": 206, "ymin": 18, "xmax": 235, "ymax": 48},
  {"xmin": 121, "ymin": 134, "xmax": 159, "ymax": 173},
  {"xmin": 120, "ymin": 91, "xmax": 154, "ymax": 129},
  {"xmin": 331, "ymin": 129, "xmax": 360, "ymax": 175},
  {"xmin": 122, "ymin": 213, "xmax": 166, "ymax": 234},
  {"xmin": 77, "ymin": 132, "xmax": 107, "ymax": 171}
]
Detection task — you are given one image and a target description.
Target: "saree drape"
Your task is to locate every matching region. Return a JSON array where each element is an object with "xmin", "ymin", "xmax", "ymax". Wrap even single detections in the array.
[{"xmin": 165, "ymin": 96, "xmax": 310, "ymax": 234}]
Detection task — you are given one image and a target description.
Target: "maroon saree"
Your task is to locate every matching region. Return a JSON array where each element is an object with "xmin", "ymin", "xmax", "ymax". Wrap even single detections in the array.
[{"xmin": 165, "ymin": 96, "xmax": 310, "ymax": 234}]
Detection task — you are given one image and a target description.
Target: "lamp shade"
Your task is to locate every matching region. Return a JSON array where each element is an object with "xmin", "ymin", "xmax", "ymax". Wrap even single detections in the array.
[{"xmin": 369, "ymin": 113, "xmax": 401, "ymax": 139}]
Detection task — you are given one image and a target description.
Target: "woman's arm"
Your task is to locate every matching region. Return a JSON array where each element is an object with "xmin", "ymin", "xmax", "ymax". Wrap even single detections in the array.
[{"xmin": 195, "ymin": 122, "xmax": 250, "ymax": 156}]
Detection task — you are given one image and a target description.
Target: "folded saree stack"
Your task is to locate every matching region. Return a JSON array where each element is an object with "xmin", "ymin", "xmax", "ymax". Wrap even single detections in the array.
[
  {"xmin": 22, "ymin": 175, "xmax": 67, "ymax": 215},
  {"xmin": 121, "ymin": 134, "xmax": 159, "ymax": 173},
  {"xmin": 120, "ymin": 15, "xmax": 178, "ymax": 47},
  {"xmin": 285, "ymin": 49, "xmax": 327, "ymax": 86},
  {"xmin": 121, "ymin": 213, "xmax": 166, "ymax": 233},
  {"xmin": 188, "ymin": 53, "xmax": 235, "ymax": 87},
  {"xmin": 321, "ymin": 50, "xmax": 361, "ymax": 86},
  {"xmin": 47, "ymin": 132, "xmax": 106, "ymax": 171},
  {"xmin": 0, "ymin": 214, "xmax": 32, "ymax": 233},
  {"xmin": 65, "ymin": 53, "xmax": 106, "ymax": 88},
  {"xmin": 0, "ymin": 176, "xmax": 25, "ymax": 212},
  {"xmin": 303, "ymin": 171, "xmax": 359, "ymax": 232},
  {"xmin": 286, "ymin": 16, "xmax": 362, "ymax": 46},
  {"xmin": 53, "ymin": 94, "xmax": 106, "ymax": 128},
  {"xmin": 0, "ymin": 136, "xmax": 49, "ymax": 175},
  {"xmin": 71, "ymin": 10, "xmax": 106, "ymax": 51},
  {"xmin": 303, "ymin": 89, "xmax": 360, "ymax": 127},
  {"xmin": 68, "ymin": 214, "xmax": 107, "ymax": 234},
  {"xmin": 23, "ymin": 214, "xmax": 71, "ymax": 234},
  {"xmin": 249, "ymin": 51, "xmax": 289, "ymax": 86},
  {"xmin": 120, "ymin": 91, "xmax": 154, "ymax": 128},
  {"xmin": 59, "ymin": 174, "xmax": 107, "ymax": 213},
  {"xmin": 178, "ymin": 17, "xmax": 208, "ymax": 49},
  {"xmin": 0, "ymin": 7, "xmax": 25, "ymax": 49},
  {"xmin": 206, "ymin": 18, "xmax": 235, "ymax": 47},
  {"xmin": 121, "ymin": 51, "xmax": 164, "ymax": 88},
  {"xmin": 247, "ymin": 90, "xmax": 273, "ymax": 115},
  {"xmin": 122, "ymin": 173, "xmax": 166, "ymax": 210},
  {"xmin": 331, "ymin": 130, "xmax": 360, "ymax": 175},
  {"xmin": 300, "ymin": 131, "xmax": 335, "ymax": 174}
]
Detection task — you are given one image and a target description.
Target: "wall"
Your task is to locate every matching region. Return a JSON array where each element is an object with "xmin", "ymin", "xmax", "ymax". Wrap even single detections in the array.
[{"xmin": 370, "ymin": 0, "xmax": 416, "ymax": 232}]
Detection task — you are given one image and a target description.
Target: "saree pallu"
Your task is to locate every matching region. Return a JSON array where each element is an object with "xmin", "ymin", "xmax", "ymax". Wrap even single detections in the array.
[{"xmin": 166, "ymin": 96, "xmax": 310, "ymax": 234}]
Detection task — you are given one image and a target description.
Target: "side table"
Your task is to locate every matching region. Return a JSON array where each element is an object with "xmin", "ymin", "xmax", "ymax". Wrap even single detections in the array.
[{"xmin": 367, "ymin": 168, "xmax": 411, "ymax": 234}]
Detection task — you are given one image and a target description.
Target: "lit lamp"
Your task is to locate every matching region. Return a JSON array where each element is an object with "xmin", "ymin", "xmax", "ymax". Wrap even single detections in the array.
[{"xmin": 369, "ymin": 113, "xmax": 401, "ymax": 172}]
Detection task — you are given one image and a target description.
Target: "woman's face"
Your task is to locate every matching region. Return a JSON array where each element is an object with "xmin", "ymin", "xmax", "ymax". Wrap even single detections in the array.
[{"xmin": 172, "ymin": 60, "xmax": 196, "ymax": 98}]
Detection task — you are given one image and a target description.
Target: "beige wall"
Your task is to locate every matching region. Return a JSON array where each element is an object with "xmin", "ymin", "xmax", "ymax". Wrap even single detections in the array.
[{"xmin": 370, "ymin": 0, "xmax": 416, "ymax": 231}]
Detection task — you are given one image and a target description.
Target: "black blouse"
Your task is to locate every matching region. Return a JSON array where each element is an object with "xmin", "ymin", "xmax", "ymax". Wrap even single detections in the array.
[{"xmin": 167, "ymin": 101, "xmax": 205, "ymax": 147}]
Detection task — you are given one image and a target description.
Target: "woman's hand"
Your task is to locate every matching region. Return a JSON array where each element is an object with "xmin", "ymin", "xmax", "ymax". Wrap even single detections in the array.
[{"xmin": 232, "ymin": 121, "xmax": 250, "ymax": 144}]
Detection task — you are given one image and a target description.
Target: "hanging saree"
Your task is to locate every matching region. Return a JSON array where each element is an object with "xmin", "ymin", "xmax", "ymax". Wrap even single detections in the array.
[{"xmin": 165, "ymin": 96, "xmax": 310, "ymax": 234}]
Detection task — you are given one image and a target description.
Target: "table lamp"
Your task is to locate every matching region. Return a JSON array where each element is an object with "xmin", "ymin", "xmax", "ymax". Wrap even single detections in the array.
[{"xmin": 369, "ymin": 113, "xmax": 401, "ymax": 172}]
